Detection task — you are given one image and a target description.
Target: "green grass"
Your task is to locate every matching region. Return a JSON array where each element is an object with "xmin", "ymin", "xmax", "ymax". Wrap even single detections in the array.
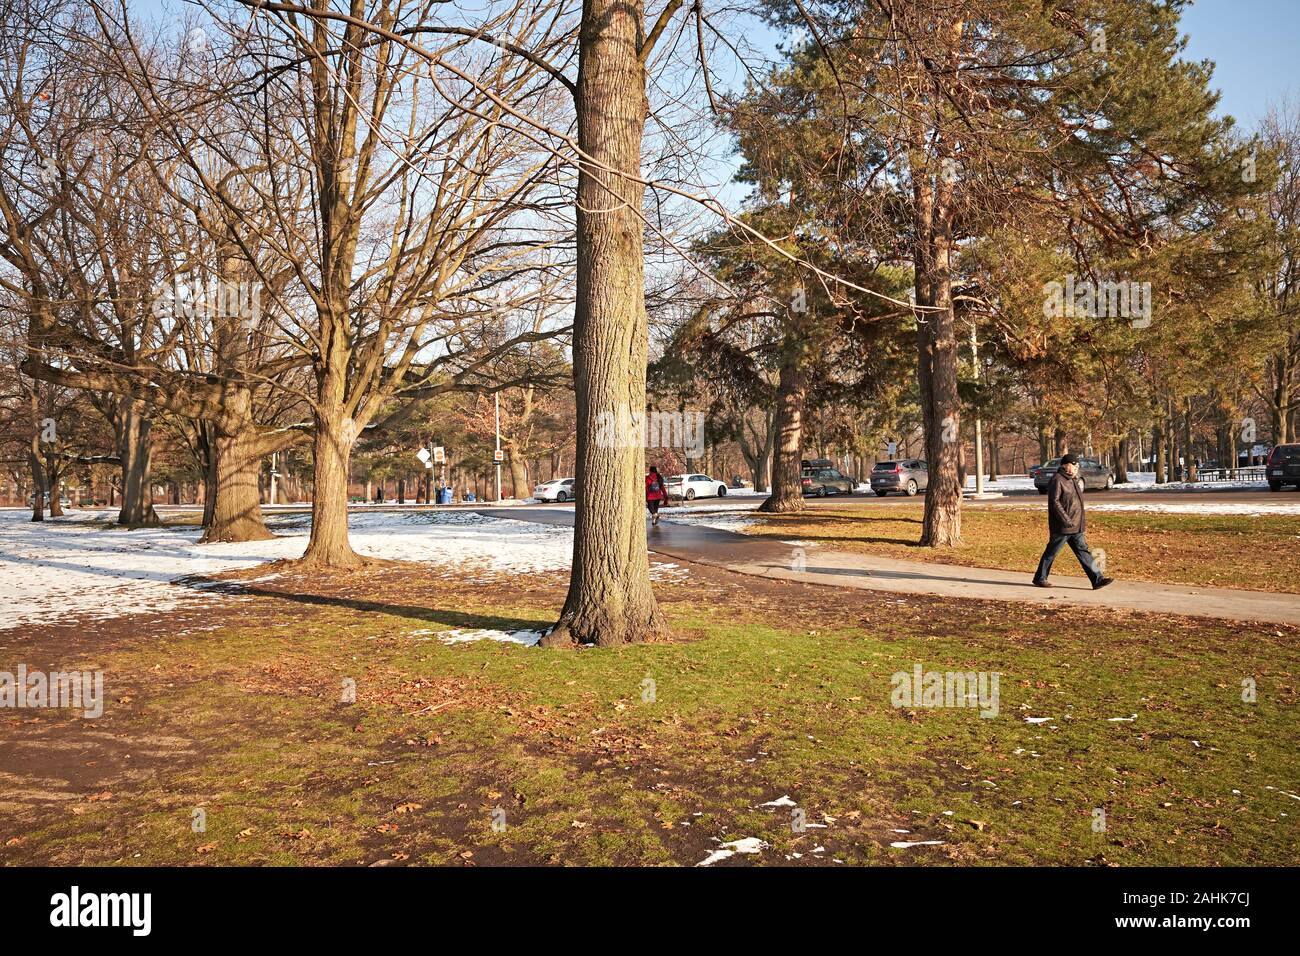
[
  {"xmin": 3, "ymin": 566, "xmax": 1296, "ymax": 866},
  {"xmin": 737, "ymin": 503, "xmax": 1300, "ymax": 591}
]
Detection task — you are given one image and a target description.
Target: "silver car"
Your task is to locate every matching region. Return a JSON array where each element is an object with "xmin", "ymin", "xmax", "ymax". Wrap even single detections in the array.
[
  {"xmin": 1032, "ymin": 457, "xmax": 1113, "ymax": 493},
  {"xmin": 870, "ymin": 459, "xmax": 928, "ymax": 497}
]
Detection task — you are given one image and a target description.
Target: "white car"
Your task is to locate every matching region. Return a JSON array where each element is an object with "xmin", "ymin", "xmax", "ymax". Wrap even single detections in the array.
[
  {"xmin": 665, "ymin": 473, "xmax": 729, "ymax": 501},
  {"xmin": 533, "ymin": 477, "xmax": 576, "ymax": 502}
]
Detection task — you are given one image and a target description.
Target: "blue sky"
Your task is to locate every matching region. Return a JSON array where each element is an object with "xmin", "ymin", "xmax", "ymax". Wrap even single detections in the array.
[
  {"xmin": 131, "ymin": 0, "xmax": 1297, "ymax": 131},
  {"xmin": 1180, "ymin": 0, "xmax": 1299, "ymax": 129}
]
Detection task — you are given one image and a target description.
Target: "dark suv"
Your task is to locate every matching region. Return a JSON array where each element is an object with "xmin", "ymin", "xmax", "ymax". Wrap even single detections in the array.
[
  {"xmin": 800, "ymin": 459, "xmax": 856, "ymax": 496},
  {"xmin": 1267, "ymin": 444, "xmax": 1300, "ymax": 491},
  {"xmin": 870, "ymin": 459, "xmax": 928, "ymax": 497}
]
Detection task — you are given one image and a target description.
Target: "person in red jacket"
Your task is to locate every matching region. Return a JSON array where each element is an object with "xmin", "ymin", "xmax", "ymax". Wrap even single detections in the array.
[{"xmin": 645, "ymin": 466, "xmax": 667, "ymax": 525}]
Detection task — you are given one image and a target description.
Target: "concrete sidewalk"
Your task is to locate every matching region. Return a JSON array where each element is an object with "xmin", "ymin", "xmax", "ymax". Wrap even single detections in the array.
[
  {"xmin": 478, "ymin": 506, "xmax": 1300, "ymax": 626},
  {"xmin": 727, "ymin": 548, "xmax": 1300, "ymax": 626}
]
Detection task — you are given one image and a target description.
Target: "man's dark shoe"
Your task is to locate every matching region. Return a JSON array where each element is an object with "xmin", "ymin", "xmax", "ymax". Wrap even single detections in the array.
[
  {"xmin": 1093, "ymin": 577, "xmax": 1115, "ymax": 590},
  {"xmin": 1032, "ymin": 580, "xmax": 1052, "ymax": 588}
]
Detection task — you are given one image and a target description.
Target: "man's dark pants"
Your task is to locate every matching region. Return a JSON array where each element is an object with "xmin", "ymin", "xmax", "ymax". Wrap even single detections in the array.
[{"xmin": 1033, "ymin": 532, "xmax": 1103, "ymax": 586}]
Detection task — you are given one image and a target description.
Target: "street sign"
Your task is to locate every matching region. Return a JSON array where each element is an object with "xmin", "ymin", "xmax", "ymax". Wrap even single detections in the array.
[
  {"xmin": 493, "ymin": 448, "xmax": 504, "ymax": 462},
  {"xmin": 432, "ymin": 446, "xmax": 445, "ymax": 464}
]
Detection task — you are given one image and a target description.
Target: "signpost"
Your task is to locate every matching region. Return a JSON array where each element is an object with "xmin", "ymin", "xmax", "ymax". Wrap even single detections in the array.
[{"xmin": 433, "ymin": 446, "xmax": 446, "ymax": 503}]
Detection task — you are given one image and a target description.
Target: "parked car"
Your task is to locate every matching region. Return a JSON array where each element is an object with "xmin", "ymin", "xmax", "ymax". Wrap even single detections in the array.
[
  {"xmin": 1267, "ymin": 443, "xmax": 1300, "ymax": 491},
  {"xmin": 665, "ymin": 473, "xmax": 729, "ymax": 500},
  {"xmin": 533, "ymin": 477, "xmax": 576, "ymax": 502},
  {"xmin": 1033, "ymin": 456, "xmax": 1113, "ymax": 493},
  {"xmin": 870, "ymin": 459, "xmax": 928, "ymax": 497},
  {"xmin": 801, "ymin": 458, "xmax": 856, "ymax": 496},
  {"xmin": 26, "ymin": 492, "xmax": 68, "ymax": 507}
]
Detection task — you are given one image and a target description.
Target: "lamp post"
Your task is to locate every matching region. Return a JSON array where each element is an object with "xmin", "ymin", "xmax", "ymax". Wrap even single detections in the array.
[
  {"xmin": 970, "ymin": 321, "xmax": 985, "ymax": 496},
  {"xmin": 494, "ymin": 392, "xmax": 502, "ymax": 502}
]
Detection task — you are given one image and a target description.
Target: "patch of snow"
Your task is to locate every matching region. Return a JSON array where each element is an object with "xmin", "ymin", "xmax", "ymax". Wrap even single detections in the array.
[
  {"xmin": 1025, "ymin": 716, "xmax": 1052, "ymax": 724},
  {"xmin": 758, "ymin": 795, "xmax": 797, "ymax": 808},
  {"xmin": 965, "ymin": 475, "xmax": 1036, "ymax": 492},
  {"xmin": 890, "ymin": 840, "xmax": 945, "ymax": 849},
  {"xmin": 0, "ymin": 509, "xmax": 574, "ymax": 631},
  {"xmin": 436, "ymin": 628, "xmax": 543, "ymax": 646},
  {"xmin": 696, "ymin": 836, "xmax": 767, "ymax": 867},
  {"xmin": 649, "ymin": 562, "xmax": 690, "ymax": 584},
  {"xmin": 1087, "ymin": 502, "xmax": 1300, "ymax": 516},
  {"xmin": 1123, "ymin": 471, "xmax": 1267, "ymax": 492}
]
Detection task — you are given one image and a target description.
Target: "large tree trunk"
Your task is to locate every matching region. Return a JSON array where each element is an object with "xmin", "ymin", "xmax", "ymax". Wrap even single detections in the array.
[
  {"xmin": 116, "ymin": 399, "xmax": 159, "ymax": 526},
  {"xmin": 1273, "ymin": 351, "xmax": 1294, "ymax": 445},
  {"xmin": 28, "ymin": 451, "xmax": 46, "ymax": 522},
  {"xmin": 28, "ymin": 390, "xmax": 45, "ymax": 522},
  {"xmin": 756, "ymin": 414, "xmax": 775, "ymax": 493},
  {"xmin": 739, "ymin": 411, "xmax": 776, "ymax": 493},
  {"xmin": 508, "ymin": 453, "xmax": 529, "ymax": 499},
  {"xmin": 1152, "ymin": 423, "xmax": 1166, "ymax": 483},
  {"xmin": 916, "ymin": 173, "xmax": 961, "ymax": 547},
  {"xmin": 47, "ymin": 464, "xmax": 64, "ymax": 516},
  {"xmin": 1115, "ymin": 437, "xmax": 1130, "ymax": 483},
  {"xmin": 198, "ymin": 423, "xmax": 218, "ymax": 529},
  {"xmin": 758, "ymin": 354, "xmax": 806, "ymax": 513},
  {"xmin": 201, "ymin": 429, "xmax": 273, "ymax": 543},
  {"xmin": 302, "ymin": 401, "xmax": 364, "ymax": 567},
  {"xmin": 545, "ymin": 0, "xmax": 664, "ymax": 648},
  {"xmin": 1165, "ymin": 403, "xmax": 1178, "ymax": 479}
]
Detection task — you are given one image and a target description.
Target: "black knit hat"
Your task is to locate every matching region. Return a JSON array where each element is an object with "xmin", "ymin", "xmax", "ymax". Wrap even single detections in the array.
[{"xmin": 1059, "ymin": 453, "xmax": 1080, "ymax": 466}]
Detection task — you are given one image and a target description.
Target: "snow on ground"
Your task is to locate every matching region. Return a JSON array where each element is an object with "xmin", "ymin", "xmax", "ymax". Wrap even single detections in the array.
[
  {"xmin": 1086, "ymin": 502, "xmax": 1300, "ymax": 516},
  {"xmin": 659, "ymin": 506, "xmax": 761, "ymax": 533},
  {"xmin": 964, "ymin": 475, "xmax": 1036, "ymax": 492},
  {"xmin": 0, "ymin": 508, "xmax": 681, "ymax": 633},
  {"xmin": 962, "ymin": 471, "xmax": 1271, "ymax": 493},
  {"xmin": 1117, "ymin": 471, "xmax": 1270, "ymax": 492},
  {"xmin": 432, "ymin": 628, "xmax": 544, "ymax": 647}
]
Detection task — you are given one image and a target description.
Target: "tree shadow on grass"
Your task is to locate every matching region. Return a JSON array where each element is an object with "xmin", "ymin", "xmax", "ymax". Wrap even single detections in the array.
[{"xmin": 177, "ymin": 576, "xmax": 551, "ymax": 634}]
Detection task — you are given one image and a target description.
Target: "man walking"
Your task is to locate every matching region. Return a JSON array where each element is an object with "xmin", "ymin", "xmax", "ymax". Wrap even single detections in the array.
[{"xmin": 1032, "ymin": 453, "xmax": 1114, "ymax": 590}]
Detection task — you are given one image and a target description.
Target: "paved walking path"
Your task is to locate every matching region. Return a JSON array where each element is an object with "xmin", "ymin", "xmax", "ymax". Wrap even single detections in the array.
[{"xmin": 477, "ymin": 506, "xmax": 1300, "ymax": 626}]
